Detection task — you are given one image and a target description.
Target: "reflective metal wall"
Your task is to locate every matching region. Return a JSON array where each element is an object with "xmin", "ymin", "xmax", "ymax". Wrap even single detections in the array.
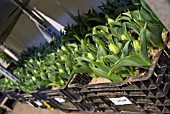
[{"xmin": 3, "ymin": 0, "xmax": 105, "ymax": 54}]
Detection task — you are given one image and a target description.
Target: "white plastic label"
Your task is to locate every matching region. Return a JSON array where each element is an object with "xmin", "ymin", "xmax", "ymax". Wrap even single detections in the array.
[
  {"xmin": 26, "ymin": 101, "xmax": 34, "ymax": 107},
  {"xmin": 109, "ymin": 97, "xmax": 132, "ymax": 105},
  {"xmin": 34, "ymin": 101, "xmax": 43, "ymax": 106},
  {"xmin": 54, "ymin": 98, "xmax": 65, "ymax": 103}
]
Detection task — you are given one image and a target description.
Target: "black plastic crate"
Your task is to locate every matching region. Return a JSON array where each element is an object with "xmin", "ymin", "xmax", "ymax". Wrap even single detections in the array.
[
  {"xmin": 0, "ymin": 93, "xmax": 15, "ymax": 113},
  {"xmin": 32, "ymin": 89, "xmax": 79, "ymax": 111},
  {"xmin": 65, "ymin": 34, "xmax": 170, "ymax": 113},
  {"xmin": 66, "ymin": 73, "xmax": 93, "ymax": 86},
  {"xmin": 3, "ymin": 73, "xmax": 93, "ymax": 112},
  {"xmin": 58, "ymin": 73, "xmax": 95, "ymax": 112},
  {"xmin": 4, "ymin": 89, "xmax": 79, "ymax": 111}
]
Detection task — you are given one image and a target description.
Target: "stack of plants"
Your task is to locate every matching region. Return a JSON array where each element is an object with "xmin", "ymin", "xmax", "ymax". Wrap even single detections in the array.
[
  {"xmin": 0, "ymin": 0, "xmax": 165, "ymax": 93},
  {"xmin": 0, "ymin": 51, "xmax": 11, "ymax": 64}
]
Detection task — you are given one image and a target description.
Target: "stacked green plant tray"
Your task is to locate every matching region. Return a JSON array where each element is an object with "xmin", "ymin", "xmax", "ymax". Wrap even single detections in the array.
[
  {"xmin": 0, "ymin": 0, "xmax": 168, "ymax": 112},
  {"xmin": 65, "ymin": 35, "xmax": 170, "ymax": 113}
]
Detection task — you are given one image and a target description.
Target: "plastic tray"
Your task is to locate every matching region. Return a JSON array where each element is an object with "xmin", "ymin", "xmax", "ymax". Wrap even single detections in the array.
[
  {"xmin": 3, "ymin": 73, "xmax": 92, "ymax": 112},
  {"xmin": 65, "ymin": 34, "xmax": 170, "ymax": 114}
]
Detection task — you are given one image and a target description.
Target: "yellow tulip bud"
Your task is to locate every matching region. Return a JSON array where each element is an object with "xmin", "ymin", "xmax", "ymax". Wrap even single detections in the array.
[
  {"xmin": 59, "ymin": 69, "xmax": 64, "ymax": 73},
  {"xmin": 32, "ymin": 76, "xmax": 36, "ymax": 81},
  {"xmin": 60, "ymin": 79, "xmax": 65, "ymax": 85},
  {"xmin": 133, "ymin": 40, "xmax": 140, "ymax": 52},
  {"xmin": 60, "ymin": 56, "xmax": 65, "ymax": 61},
  {"xmin": 100, "ymin": 30, "xmax": 105, "ymax": 33},
  {"xmin": 108, "ymin": 18, "xmax": 114, "ymax": 23},
  {"xmin": 5, "ymin": 78, "xmax": 8, "ymax": 83},
  {"xmin": 61, "ymin": 46, "xmax": 67, "ymax": 52},
  {"xmin": 57, "ymin": 49, "xmax": 61, "ymax": 52},
  {"xmin": 37, "ymin": 61, "xmax": 40, "ymax": 65},
  {"xmin": 34, "ymin": 70, "xmax": 37, "ymax": 74},
  {"xmin": 38, "ymin": 52, "xmax": 41, "ymax": 57},
  {"xmin": 108, "ymin": 43, "xmax": 120, "ymax": 54},
  {"xmin": 29, "ymin": 59, "xmax": 33, "ymax": 63},
  {"xmin": 121, "ymin": 34, "xmax": 129, "ymax": 40},
  {"xmin": 88, "ymin": 53, "xmax": 94, "ymax": 60},
  {"xmin": 74, "ymin": 47, "xmax": 78, "ymax": 51}
]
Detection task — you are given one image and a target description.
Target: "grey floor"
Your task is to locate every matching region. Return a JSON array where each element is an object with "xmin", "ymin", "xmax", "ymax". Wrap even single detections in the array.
[
  {"xmin": 5, "ymin": 101, "xmax": 145, "ymax": 114},
  {"xmin": 5, "ymin": 102, "xmax": 111, "ymax": 114},
  {"xmin": 6, "ymin": 102, "xmax": 66, "ymax": 114}
]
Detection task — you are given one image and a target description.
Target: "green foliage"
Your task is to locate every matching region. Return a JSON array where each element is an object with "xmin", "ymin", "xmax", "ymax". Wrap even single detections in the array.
[
  {"xmin": 0, "ymin": 51, "xmax": 11, "ymax": 63},
  {"xmin": 0, "ymin": 0, "xmax": 165, "ymax": 93}
]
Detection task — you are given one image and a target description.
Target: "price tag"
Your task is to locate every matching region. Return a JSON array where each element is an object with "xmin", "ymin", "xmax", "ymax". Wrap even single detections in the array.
[
  {"xmin": 34, "ymin": 101, "xmax": 43, "ymax": 106},
  {"xmin": 54, "ymin": 98, "xmax": 65, "ymax": 103},
  {"xmin": 109, "ymin": 97, "xmax": 132, "ymax": 105}
]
